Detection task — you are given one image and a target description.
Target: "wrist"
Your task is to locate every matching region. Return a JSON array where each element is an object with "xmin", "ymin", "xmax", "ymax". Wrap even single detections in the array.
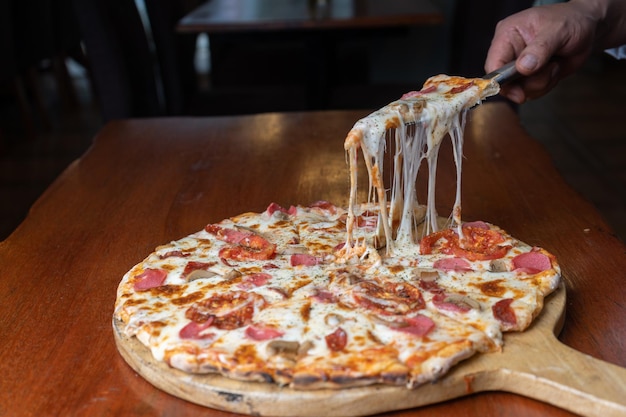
[{"xmin": 570, "ymin": 0, "xmax": 626, "ymax": 48}]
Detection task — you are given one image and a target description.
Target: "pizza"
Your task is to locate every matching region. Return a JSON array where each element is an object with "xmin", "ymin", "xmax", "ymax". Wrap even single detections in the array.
[{"xmin": 113, "ymin": 74, "xmax": 560, "ymax": 390}]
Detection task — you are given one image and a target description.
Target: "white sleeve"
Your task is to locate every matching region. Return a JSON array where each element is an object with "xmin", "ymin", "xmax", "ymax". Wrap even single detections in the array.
[{"xmin": 605, "ymin": 45, "xmax": 626, "ymax": 59}]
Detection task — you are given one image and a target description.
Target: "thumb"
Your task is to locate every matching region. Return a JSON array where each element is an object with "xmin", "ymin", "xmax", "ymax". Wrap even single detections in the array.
[{"xmin": 516, "ymin": 34, "xmax": 561, "ymax": 74}]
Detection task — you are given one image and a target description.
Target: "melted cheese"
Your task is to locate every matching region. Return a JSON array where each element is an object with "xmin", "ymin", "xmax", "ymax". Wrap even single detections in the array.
[{"xmin": 343, "ymin": 75, "xmax": 499, "ymax": 257}]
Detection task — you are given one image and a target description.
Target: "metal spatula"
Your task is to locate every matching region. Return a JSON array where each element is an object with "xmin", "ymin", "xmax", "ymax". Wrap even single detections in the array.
[{"xmin": 483, "ymin": 61, "xmax": 520, "ymax": 85}]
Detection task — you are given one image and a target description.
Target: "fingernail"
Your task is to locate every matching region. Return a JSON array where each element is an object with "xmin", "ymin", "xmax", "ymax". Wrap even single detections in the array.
[{"xmin": 519, "ymin": 54, "xmax": 538, "ymax": 72}]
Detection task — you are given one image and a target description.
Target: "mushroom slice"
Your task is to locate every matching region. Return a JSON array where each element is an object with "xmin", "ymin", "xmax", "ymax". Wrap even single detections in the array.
[
  {"xmin": 413, "ymin": 268, "xmax": 439, "ymax": 281},
  {"xmin": 443, "ymin": 294, "xmax": 482, "ymax": 311},
  {"xmin": 489, "ymin": 259, "xmax": 509, "ymax": 273},
  {"xmin": 271, "ymin": 210, "xmax": 290, "ymax": 221},
  {"xmin": 223, "ymin": 269, "xmax": 243, "ymax": 281},
  {"xmin": 282, "ymin": 245, "xmax": 309, "ymax": 255},
  {"xmin": 370, "ymin": 315, "xmax": 407, "ymax": 329},
  {"xmin": 185, "ymin": 269, "xmax": 219, "ymax": 282},
  {"xmin": 267, "ymin": 340, "xmax": 300, "ymax": 360},
  {"xmin": 297, "ymin": 340, "xmax": 314, "ymax": 359}
]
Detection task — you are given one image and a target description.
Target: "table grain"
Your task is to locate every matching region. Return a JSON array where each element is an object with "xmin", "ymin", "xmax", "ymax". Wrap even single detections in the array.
[{"xmin": 1, "ymin": 103, "xmax": 624, "ymax": 417}]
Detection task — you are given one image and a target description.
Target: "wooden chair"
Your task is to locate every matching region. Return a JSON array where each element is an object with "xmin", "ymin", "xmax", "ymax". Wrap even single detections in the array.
[{"xmin": 72, "ymin": 0, "xmax": 200, "ymax": 122}]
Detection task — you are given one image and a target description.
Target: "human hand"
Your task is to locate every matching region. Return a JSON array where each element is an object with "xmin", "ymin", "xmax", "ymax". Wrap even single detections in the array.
[{"xmin": 485, "ymin": 1, "xmax": 599, "ymax": 103}]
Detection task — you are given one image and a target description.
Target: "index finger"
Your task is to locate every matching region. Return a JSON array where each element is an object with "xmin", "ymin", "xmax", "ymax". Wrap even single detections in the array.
[{"xmin": 485, "ymin": 40, "xmax": 519, "ymax": 74}]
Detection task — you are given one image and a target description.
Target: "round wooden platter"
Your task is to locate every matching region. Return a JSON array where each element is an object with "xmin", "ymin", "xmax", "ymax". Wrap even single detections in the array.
[{"xmin": 113, "ymin": 284, "xmax": 626, "ymax": 417}]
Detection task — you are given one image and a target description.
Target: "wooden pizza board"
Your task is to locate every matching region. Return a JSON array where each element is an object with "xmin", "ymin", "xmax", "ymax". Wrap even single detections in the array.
[{"xmin": 113, "ymin": 284, "xmax": 626, "ymax": 417}]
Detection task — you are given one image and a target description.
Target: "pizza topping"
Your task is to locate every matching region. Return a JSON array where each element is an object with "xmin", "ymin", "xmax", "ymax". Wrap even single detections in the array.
[
  {"xmin": 413, "ymin": 269, "xmax": 440, "ymax": 281},
  {"xmin": 356, "ymin": 214, "xmax": 378, "ymax": 229},
  {"xmin": 237, "ymin": 273, "xmax": 272, "ymax": 289},
  {"xmin": 133, "ymin": 268, "xmax": 168, "ymax": 291},
  {"xmin": 449, "ymin": 81, "xmax": 474, "ymax": 94},
  {"xmin": 311, "ymin": 289, "xmax": 338, "ymax": 303},
  {"xmin": 421, "ymin": 226, "xmax": 511, "ymax": 261},
  {"xmin": 266, "ymin": 202, "xmax": 297, "ymax": 216},
  {"xmin": 433, "ymin": 257, "xmax": 472, "ymax": 272},
  {"xmin": 159, "ymin": 250, "xmax": 190, "ymax": 259},
  {"xmin": 181, "ymin": 261, "xmax": 218, "ymax": 281},
  {"xmin": 462, "ymin": 220, "xmax": 489, "ymax": 229},
  {"xmin": 245, "ymin": 324, "xmax": 285, "ymax": 341},
  {"xmin": 290, "ymin": 253, "xmax": 318, "ymax": 267},
  {"xmin": 492, "ymin": 298, "xmax": 517, "ymax": 326},
  {"xmin": 185, "ymin": 292, "xmax": 263, "ymax": 330},
  {"xmin": 512, "ymin": 251, "xmax": 552, "ymax": 273},
  {"xmin": 489, "ymin": 259, "xmax": 509, "ymax": 273},
  {"xmin": 206, "ymin": 224, "xmax": 276, "ymax": 261},
  {"xmin": 455, "ymin": 226, "xmax": 511, "ymax": 260},
  {"xmin": 400, "ymin": 85, "xmax": 437, "ymax": 99},
  {"xmin": 325, "ymin": 327, "xmax": 347, "ymax": 351},
  {"xmin": 432, "ymin": 293, "xmax": 481, "ymax": 313},
  {"xmin": 418, "ymin": 278, "xmax": 443, "ymax": 293},
  {"xmin": 266, "ymin": 340, "xmax": 300, "ymax": 359},
  {"xmin": 352, "ymin": 281, "xmax": 424, "ymax": 315},
  {"xmin": 394, "ymin": 315, "xmax": 435, "ymax": 337},
  {"xmin": 179, "ymin": 318, "xmax": 215, "ymax": 340},
  {"xmin": 309, "ymin": 200, "xmax": 338, "ymax": 214}
]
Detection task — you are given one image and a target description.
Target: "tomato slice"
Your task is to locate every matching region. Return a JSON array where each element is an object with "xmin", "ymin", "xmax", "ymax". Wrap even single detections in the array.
[
  {"xmin": 420, "ymin": 226, "xmax": 510, "ymax": 261},
  {"xmin": 419, "ymin": 229, "xmax": 456, "ymax": 255},
  {"xmin": 454, "ymin": 227, "xmax": 511, "ymax": 261}
]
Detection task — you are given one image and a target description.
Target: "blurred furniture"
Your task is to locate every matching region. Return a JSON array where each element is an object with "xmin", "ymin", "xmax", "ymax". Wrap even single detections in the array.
[
  {"xmin": 449, "ymin": 0, "xmax": 534, "ymax": 77},
  {"xmin": 177, "ymin": 0, "xmax": 444, "ymax": 109},
  {"xmin": 177, "ymin": 0, "xmax": 443, "ymax": 33},
  {"xmin": 0, "ymin": 0, "xmax": 82, "ymax": 138},
  {"xmin": 72, "ymin": 0, "xmax": 201, "ymax": 122}
]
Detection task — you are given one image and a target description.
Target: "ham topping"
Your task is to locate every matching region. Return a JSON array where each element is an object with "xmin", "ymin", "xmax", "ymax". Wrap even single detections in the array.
[
  {"xmin": 290, "ymin": 253, "xmax": 318, "ymax": 267},
  {"xmin": 512, "ymin": 251, "xmax": 552, "ymax": 274},
  {"xmin": 237, "ymin": 273, "xmax": 272, "ymax": 289},
  {"xmin": 179, "ymin": 318, "xmax": 215, "ymax": 340},
  {"xmin": 394, "ymin": 315, "xmax": 435, "ymax": 337},
  {"xmin": 400, "ymin": 85, "xmax": 437, "ymax": 99},
  {"xmin": 433, "ymin": 257, "xmax": 472, "ymax": 272},
  {"xmin": 267, "ymin": 202, "xmax": 297, "ymax": 216},
  {"xmin": 309, "ymin": 200, "xmax": 338, "ymax": 214},
  {"xmin": 133, "ymin": 268, "xmax": 167, "ymax": 291},
  {"xmin": 245, "ymin": 324, "xmax": 284, "ymax": 341}
]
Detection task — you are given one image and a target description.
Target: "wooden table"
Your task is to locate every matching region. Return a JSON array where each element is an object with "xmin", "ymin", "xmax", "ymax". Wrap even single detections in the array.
[{"xmin": 1, "ymin": 103, "xmax": 625, "ymax": 416}]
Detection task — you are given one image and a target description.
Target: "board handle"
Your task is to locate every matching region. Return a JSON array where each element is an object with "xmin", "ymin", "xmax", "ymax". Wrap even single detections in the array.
[
  {"xmin": 491, "ymin": 333, "xmax": 626, "ymax": 417},
  {"xmin": 461, "ymin": 285, "xmax": 626, "ymax": 417}
]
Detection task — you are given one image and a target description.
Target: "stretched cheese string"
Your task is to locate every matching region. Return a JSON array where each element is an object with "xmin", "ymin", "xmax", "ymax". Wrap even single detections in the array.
[{"xmin": 344, "ymin": 75, "xmax": 498, "ymax": 258}]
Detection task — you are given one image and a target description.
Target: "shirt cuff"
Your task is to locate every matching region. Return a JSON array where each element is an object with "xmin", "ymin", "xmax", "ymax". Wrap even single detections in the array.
[{"xmin": 605, "ymin": 45, "xmax": 626, "ymax": 59}]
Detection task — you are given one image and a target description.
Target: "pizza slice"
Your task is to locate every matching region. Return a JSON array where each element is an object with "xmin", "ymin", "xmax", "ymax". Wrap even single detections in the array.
[{"xmin": 343, "ymin": 75, "xmax": 500, "ymax": 258}]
